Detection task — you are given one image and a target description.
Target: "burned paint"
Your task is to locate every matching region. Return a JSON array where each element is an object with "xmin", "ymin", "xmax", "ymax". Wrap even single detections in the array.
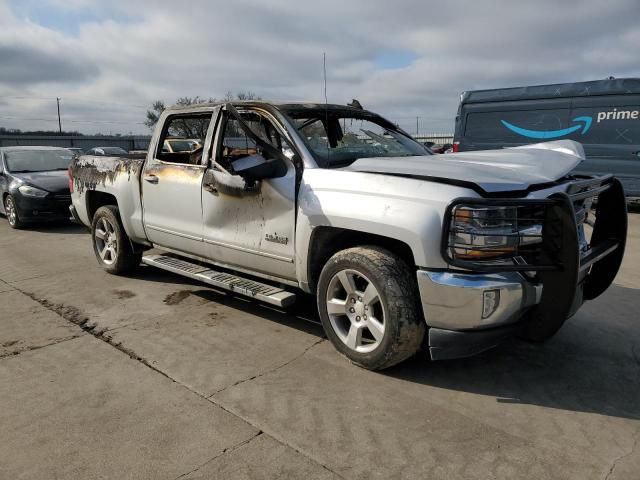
[
  {"xmin": 71, "ymin": 155, "xmax": 145, "ymax": 194},
  {"xmin": 145, "ymin": 163, "xmax": 205, "ymax": 183}
]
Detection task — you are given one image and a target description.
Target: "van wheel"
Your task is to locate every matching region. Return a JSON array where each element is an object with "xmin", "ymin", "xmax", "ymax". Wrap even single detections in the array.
[
  {"xmin": 91, "ymin": 206, "xmax": 141, "ymax": 275},
  {"xmin": 317, "ymin": 246, "xmax": 425, "ymax": 370}
]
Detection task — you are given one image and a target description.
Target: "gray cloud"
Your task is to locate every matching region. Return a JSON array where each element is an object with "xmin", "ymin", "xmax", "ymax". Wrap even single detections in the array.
[
  {"xmin": 0, "ymin": 44, "xmax": 97, "ymax": 85},
  {"xmin": 0, "ymin": 0, "xmax": 638, "ymax": 134}
]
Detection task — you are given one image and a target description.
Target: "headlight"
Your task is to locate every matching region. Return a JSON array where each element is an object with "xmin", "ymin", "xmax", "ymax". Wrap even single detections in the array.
[
  {"xmin": 18, "ymin": 185, "xmax": 48, "ymax": 197},
  {"xmin": 446, "ymin": 203, "xmax": 545, "ymax": 264}
]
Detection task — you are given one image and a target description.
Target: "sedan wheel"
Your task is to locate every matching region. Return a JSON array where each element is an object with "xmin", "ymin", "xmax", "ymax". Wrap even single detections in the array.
[{"xmin": 4, "ymin": 195, "xmax": 23, "ymax": 229}]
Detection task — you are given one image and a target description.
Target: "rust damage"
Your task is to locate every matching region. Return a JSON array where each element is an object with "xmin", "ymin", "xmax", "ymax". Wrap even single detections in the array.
[{"xmin": 71, "ymin": 155, "xmax": 144, "ymax": 194}]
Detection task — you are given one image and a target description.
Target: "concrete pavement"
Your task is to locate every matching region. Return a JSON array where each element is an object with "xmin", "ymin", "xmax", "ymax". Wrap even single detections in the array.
[{"xmin": 0, "ymin": 217, "xmax": 639, "ymax": 479}]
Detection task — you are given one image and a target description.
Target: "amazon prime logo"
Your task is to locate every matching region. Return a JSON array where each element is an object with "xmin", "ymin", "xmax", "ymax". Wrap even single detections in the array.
[{"xmin": 501, "ymin": 116, "xmax": 592, "ymax": 140}]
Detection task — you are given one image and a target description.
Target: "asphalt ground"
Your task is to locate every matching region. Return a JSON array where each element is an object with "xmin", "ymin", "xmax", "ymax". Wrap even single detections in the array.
[{"xmin": 0, "ymin": 214, "xmax": 638, "ymax": 479}]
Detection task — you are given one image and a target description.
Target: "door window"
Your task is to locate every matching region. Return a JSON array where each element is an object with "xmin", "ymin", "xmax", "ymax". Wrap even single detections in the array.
[
  {"xmin": 217, "ymin": 110, "xmax": 292, "ymax": 172},
  {"xmin": 157, "ymin": 114, "xmax": 210, "ymax": 165}
]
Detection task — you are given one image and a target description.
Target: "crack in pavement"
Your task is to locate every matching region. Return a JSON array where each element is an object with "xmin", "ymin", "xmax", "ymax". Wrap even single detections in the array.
[
  {"xmin": 14, "ymin": 288, "xmax": 345, "ymax": 479},
  {"xmin": 0, "ymin": 335, "xmax": 84, "ymax": 360},
  {"xmin": 172, "ymin": 430, "xmax": 264, "ymax": 480},
  {"xmin": 604, "ymin": 429, "xmax": 640, "ymax": 480},
  {"xmin": 208, "ymin": 337, "xmax": 326, "ymax": 398}
]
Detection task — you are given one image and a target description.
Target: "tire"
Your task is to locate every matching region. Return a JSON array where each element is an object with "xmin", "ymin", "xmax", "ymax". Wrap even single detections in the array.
[
  {"xmin": 91, "ymin": 205, "xmax": 141, "ymax": 275},
  {"xmin": 317, "ymin": 246, "xmax": 426, "ymax": 370},
  {"xmin": 4, "ymin": 195, "xmax": 24, "ymax": 229}
]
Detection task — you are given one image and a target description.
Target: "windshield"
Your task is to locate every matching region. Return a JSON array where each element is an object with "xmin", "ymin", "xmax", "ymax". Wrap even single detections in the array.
[
  {"xmin": 4, "ymin": 149, "xmax": 74, "ymax": 173},
  {"xmin": 285, "ymin": 110, "xmax": 429, "ymax": 167}
]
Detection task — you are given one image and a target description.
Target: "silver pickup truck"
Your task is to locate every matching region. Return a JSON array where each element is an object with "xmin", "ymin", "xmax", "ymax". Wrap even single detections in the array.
[{"xmin": 69, "ymin": 101, "xmax": 627, "ymax": 370}]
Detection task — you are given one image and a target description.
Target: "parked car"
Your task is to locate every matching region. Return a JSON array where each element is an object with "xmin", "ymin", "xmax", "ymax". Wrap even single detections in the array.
[
  {"xmin": 69, "ymin": 101, "xmax": 626, "ymax": 370},
  {"xmin": 67, "ymin": 147, "xmax": 84, "ymax": 156},
  {"xmin": 453, "ymin": 77, "xmax": 640, "ymax": 197},
  {"xmin": 84, "ymin": 146, "xmax": 129, "ymax": 156},
  {"xmin": 429, "ymin": 143, "xmax": 452, "ymax": 154},
  {"xmin": 0, "ymin": 146, "xmax": 74, "ymax": 228}
]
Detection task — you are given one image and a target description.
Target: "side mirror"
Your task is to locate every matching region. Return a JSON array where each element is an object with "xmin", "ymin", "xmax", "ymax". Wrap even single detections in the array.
[{"xmin": 233, "ymin": 154, "xmax": 287, "ymax": 181}]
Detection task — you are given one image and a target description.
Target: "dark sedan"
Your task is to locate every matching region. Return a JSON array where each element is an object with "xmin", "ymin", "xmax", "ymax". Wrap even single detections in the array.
[{"xmin": 0, "ymin": 146, "xmax": 74, "ymax": 229}]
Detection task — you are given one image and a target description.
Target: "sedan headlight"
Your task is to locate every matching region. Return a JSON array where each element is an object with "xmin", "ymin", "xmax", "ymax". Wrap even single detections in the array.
[
  {"xmin": 445, "ymin": 202, "xmax": 547, "ymax": 265},
  {"xmin": 18, "ymin": 185, "xmax": 48, "ymax": 197}
]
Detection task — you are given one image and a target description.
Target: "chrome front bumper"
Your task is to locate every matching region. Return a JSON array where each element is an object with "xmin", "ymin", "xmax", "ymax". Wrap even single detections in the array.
[{"xmin": 416, "ymin": 270, "xmax": 542, "ymax": 330}]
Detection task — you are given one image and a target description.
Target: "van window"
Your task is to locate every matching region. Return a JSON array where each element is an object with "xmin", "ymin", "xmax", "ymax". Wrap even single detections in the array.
[
  {"xmin": 571, "ymin": 105, "xmax": 640, "ymax": 145},
  {"xmin": 464, "ymin": 109, "xmax": 570, "ymax": 142}
]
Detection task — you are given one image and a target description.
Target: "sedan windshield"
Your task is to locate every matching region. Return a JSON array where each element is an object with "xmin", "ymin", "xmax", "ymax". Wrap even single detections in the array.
[
  {"xmin": 5, "ymin": 149, "xmax": 74, "ymax": 173},
  {"xmin": 284, "ymin": 109, "xmax": 430, "ymax": 168}
]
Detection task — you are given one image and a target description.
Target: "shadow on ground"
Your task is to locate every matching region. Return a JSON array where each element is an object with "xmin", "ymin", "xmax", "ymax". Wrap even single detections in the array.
[{"xmin": 195, "ymin": 281, "xmax": 639, "ymax": 422}]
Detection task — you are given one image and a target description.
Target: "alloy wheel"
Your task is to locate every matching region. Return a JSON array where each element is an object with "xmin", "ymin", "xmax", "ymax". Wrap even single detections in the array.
[
  {"xmin": 5, "ymin": 197, "xmax": 17, "ymax": 226},
  {"xmin": 94, "ymin": 217, "xmax": 118, "ymax": 265},
  {"xmin": 325, "ymin": 269, "xmax": 386, "ymax": 353}
]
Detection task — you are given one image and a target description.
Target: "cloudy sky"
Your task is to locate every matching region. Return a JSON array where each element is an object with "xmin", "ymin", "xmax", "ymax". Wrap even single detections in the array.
[{"xmin": 1, "ymin": 0, "xmax": 639, "ymax": 135}]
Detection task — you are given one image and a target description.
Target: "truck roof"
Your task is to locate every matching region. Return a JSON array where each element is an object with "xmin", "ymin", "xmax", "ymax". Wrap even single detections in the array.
[
  {"xmin": 166, "ymin": 101, "xmax": 371, "ymax": 115},
  {"xmin": 460, "ymin": 77, "xmax": 640, "ymax": 105}
]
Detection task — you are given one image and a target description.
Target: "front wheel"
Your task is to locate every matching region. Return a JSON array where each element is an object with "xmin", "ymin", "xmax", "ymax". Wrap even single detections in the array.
[
  {"xmin": 4, "ymin": 195, "xmax": 24, "ymax": 229},
  {"xmin": 91, "ymin": 205, "xmax": 141, "ymax": 275},
  {"xmin": 317, "ymin": 246, "xmax": 426, "ymax": 370}
]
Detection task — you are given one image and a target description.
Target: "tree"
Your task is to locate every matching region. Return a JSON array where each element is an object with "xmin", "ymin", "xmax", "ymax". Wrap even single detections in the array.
[{"xmin": 144, "ymin": 91, "xmax": 261, "ymax": 132}]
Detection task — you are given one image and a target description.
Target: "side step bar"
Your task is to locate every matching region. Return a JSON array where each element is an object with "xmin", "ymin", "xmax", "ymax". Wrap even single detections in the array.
[{"xmin": 142, "ymin": 254, "xmax": 297, "ymax": 308}]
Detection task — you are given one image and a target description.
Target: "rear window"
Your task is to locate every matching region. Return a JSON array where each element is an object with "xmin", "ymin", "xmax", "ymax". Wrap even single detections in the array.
[
  {"xmin": 464, "ymin": 109, "xmax": 570, "ymax": 142},
  {"xmin": 463, "ymin": 104, "xmax": 640, "ymax": 146},
  {"xmin": 571, "ymin": 105, "xmax": 640, "ymax": 145}
]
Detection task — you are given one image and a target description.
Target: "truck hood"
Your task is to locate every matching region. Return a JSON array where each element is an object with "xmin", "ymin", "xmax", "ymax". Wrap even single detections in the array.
[{"xmin": 343, "ymin": 140, "xmax": 584, "ymax": 194}]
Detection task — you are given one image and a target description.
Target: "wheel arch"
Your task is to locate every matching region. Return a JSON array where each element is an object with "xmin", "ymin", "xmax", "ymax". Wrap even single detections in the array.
[
  {"xmin": 306, "ymin": 226, "xmax": 416, "ymax": 294},
  {"xmin": 85, "ymin": 190, "xmax": 119, "ymax": 223}
]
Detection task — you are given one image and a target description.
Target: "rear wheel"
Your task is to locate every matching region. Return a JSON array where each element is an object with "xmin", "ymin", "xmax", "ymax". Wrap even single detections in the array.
[
  {"xmin": 317, "ymin": 246, "xmax": 425, "ymax": 370},
  {"xmin": 91, "ymin": 205, "xmax": 141, "ymax": 275},
  {"xmin": 4, "ymin": 195, "xmax": 24, "ymax": 229}
]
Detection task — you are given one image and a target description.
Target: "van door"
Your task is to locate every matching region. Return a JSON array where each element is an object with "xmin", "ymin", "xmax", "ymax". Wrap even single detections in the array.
[
  {"xmin": 201, "ymin": 105, "xmax": 297, "ymax": 281},
  {"xmin": 141, "ymin": 110, "xmax": 216, "ymax": 257}
]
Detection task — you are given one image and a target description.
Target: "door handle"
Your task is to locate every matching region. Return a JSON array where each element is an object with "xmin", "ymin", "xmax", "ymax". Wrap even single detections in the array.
[
  {"xmin": 144, "ymin": 174, "xmax": 159, "ymax": 184},
  {"xmin": 203, "ymin": 183, "xmax": 218, "ymax": 194}
]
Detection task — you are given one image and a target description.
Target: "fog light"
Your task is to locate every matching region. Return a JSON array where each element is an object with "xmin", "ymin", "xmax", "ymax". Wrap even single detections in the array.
[{"xmin": 482, "ymin": 290, "xmax": 500, "ymax": 319}]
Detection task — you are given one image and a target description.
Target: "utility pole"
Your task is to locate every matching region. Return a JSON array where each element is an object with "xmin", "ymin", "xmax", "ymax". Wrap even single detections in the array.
[
  {"xmin": 56, "ymin": 97, "xmax": 62, "ymax": 133},
  {"xmin": 416, "ymin": 116, "xmax": 420, "ymax": 137}
]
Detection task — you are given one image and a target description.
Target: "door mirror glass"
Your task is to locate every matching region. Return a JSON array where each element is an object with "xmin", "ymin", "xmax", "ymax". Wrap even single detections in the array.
[{"xmin": 233, "ymin": 154, "xmax": 286, "ymax": 180}]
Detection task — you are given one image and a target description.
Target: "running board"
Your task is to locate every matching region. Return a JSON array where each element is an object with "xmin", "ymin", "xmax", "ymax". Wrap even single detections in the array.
[{"xmin": 142, "ymin": 254, "xmax": 296, "ymax": 308}]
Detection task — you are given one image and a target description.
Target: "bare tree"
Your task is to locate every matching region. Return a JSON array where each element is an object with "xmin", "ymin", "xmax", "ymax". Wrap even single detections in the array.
[{"xmin": 144, "ymin": 91, "xmax": 261, "ymax": 132}]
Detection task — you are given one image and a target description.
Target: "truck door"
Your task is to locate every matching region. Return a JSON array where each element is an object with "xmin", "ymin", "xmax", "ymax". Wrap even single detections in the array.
[
  {"xmin": 201, "ymin": 105, "xmax": 297, "ymax": 281},
  {"xmin": 141, "ymin": 109, "xmax": 217, "ymax": 257}
]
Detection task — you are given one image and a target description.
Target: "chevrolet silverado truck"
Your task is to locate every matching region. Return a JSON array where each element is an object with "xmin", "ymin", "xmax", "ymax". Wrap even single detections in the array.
[{"xmin": 69, "ymin": 101, "xmax": 627, "ymax": 370}]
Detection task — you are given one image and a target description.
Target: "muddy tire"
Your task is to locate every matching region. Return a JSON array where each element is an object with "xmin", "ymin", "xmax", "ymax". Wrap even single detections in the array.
[
  {"xmin": 91, "ymin": 205, "xmax": 141, "ymax": 275},
  {"xmin": 4, "ymin": 195, "xmax": 24, "ymax": 229},
  {"xmin": 317, "ymin": 246, "xmax": 426, "ymax": 370}
]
